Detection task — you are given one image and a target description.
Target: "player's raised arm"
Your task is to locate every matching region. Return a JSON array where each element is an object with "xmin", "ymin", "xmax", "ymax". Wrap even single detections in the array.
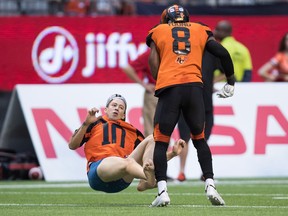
[
  {"xmin": 148, "ymin": 41, "xmax": 160, "ymax": 80},
  {"xmin": 68, "ymin": 108, "xmax": 99, "ymax": 150}
]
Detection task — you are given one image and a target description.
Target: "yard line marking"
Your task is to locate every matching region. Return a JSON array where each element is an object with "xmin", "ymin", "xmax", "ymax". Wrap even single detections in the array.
[
  {"xmin": 1, "ymin": 179, "xmax": 288, "ymax": 189},
  {"xmin": 0, "ymin": 203, "xmax": 80, "ymax": 207},
  {"xmin": 273, "ymin": 197, "xmax": 288, "ymax": 200},
  {"xmin": 0, "ymin": 183, "xmax": 89, "ymax": 189},
  {"xmin": 0, "ymin": 203, "xmax": 288, "ymax": 209},
  {"xmin": 175, "ymin": 205, "xmax": 288, "ymax": 209},
  {"xmin": 0, "ymin": 191, "xmax": 287, "ymax": 198}
]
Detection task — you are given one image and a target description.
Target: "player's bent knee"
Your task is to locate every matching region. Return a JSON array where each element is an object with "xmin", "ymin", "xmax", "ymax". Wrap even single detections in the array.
[{"xmin": 124, "ymin": 158, "xmax": 137, "ymax": 170}]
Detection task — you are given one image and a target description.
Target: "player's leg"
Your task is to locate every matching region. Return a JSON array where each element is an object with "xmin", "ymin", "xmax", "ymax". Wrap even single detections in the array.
[
  {"xmin": 177, "ymin": 112, "xmax": 191, "ymax": 181},
  {"xmin": 182, "ymin": 86, "xmax": 213, "ymax": 179},
  {"xmin": 128, "ymin": 135, "xmax": 156, "ymax": 190},
  {"xmin": 137, "ymin": 162, "xmax": 156, "ymax": 191},
  {"xmin": 203, "ymin": 89, "xmax": 214, "ymax": 141},
  {"xmin": 87, "ymin": 160, "xmax": 131, "ymax": 193},
  {"xmin": 200, "ymin": 92, "xmax": 214, "ymax": 181},
  {"xmin": 129, "ymin": 135, "xmax": 154, "ymax": 165},
  {"xmin": 204, "ymin": 109, "xmax": 214, "ymax": 141},
  {"xmin": 143, "ymin": 91, "xmax": 158, "ymax": 137},
  {"xmin": 182, "ymin": 86, "xmax": 225, "ymax": 205},
  {"xmin": 97, "ymin": 156, "xmax": 147, "ymax": 183},
  {"xmin": 151, "ymin": 87, "xmax": 181, "ymax": 207}
]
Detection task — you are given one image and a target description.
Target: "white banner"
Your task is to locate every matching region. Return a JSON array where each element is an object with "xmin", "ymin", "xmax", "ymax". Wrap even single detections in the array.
[
  {"xmin": 7, "ymin": 83, "xmax": 288, "ymax": 181},
  {"xmin": 168, "ymin": 82, "xmax": 288, "ymax": 179},
  {"xmin": 15, "ymin": 84, "xmax": 145, "ymax": 181}
]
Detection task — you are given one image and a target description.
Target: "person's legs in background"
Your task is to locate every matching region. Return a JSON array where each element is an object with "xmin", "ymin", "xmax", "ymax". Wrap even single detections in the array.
[
  {"xmin": 143, "ymin": 91, "xmax": 158, "ymax": 137},
  {"xmin": 176, "ymin": 112, "xmax": 190, "ymax": 181}
]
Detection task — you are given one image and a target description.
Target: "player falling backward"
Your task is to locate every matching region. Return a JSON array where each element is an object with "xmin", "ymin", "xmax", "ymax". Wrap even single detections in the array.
[
  {"xmin": 68, "ymin": 94, "xmax": 186, "ymax": 195},
  {"xmin": 146, "ymin": 4, "xmax": 235, "ymax": 207}
]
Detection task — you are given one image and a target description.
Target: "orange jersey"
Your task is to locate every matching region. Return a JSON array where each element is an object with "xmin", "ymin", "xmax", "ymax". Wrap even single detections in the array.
[
  {"xmin": 80, "ymin": 115, "xmax": 144, "ymax": 168},
  {"xmin": 147, "ymin": 22, "xmax": 212, "ymax": 91}
]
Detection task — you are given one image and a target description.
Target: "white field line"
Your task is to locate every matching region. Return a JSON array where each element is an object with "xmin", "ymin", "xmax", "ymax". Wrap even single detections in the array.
[
  {"xmin": 0, "ymin": 191, "xmax": 287, "ymax": 198},
  {"xmin": 0, "ymin": 203, "xmax": 287, "ymax": 209},
  {"xmin": 1, "ymin": 179, "xmax": 288, "ymax": 189},
  {"xmin": 272, "ymin": 197, "xmax": 288, "ymax": 200},
  {"xmin": 0, "ymin": 183, "xmax": 89, "ymax": 189}
]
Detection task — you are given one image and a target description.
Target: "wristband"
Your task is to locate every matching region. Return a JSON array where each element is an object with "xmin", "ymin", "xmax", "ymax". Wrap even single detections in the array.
[{"xmin": 227, "ymin": 75, "xmax": 236, "ymax": 86}]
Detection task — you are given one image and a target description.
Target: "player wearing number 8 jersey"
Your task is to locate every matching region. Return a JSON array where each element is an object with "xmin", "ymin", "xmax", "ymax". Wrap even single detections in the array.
[
  {"xmin": 146, "ymin": 4, "xmax": 235, "ymax": 207},
  {"xmin": 68, "ymin": 94, "xmax": 186, "ymax": 194},
  {"xmin": 149, "ymin": 22, "xmax": 211, "ymax": 91}
]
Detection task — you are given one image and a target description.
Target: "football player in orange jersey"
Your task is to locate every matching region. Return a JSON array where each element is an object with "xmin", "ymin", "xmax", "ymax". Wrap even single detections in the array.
[
  {"xmin": 68, "ymin": 94, "xmax": 186, "ymax": 194},
  {"xmin": 146, "ymin": 4, "xmax": 235, "ymax": 207}
]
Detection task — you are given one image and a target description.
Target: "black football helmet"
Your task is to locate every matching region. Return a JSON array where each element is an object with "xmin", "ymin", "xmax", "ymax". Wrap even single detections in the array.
[{"xmin": 160, "ymin": 4, "xmax": 189, "ymax": 24}]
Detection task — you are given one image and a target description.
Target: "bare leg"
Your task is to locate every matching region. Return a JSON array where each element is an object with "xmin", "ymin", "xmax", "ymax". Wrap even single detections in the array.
[
  {"xmin": 129, "ymin": 135, "xmax": 157, "ymax": 191},
  {"xmin": 97, "ymin": 135, "xmax": 156, "ymax": 184},
  {"xmin": 179, "ymin": 144, "xmax": 188, "ymax": 174},
  {"xmin": 138, "ymin": 159, "xmax": 156, "ymax": 191},
  {"xmin": 97, "ymin": 156, "xmax": 146, "ymax": 183},
  {"xmin": 129, "ymin": 135, "xmax": 154, "ymax": 165},
  {"xmin": 137, "ymin": 138, "xmax": 186, "ymax": 191}
]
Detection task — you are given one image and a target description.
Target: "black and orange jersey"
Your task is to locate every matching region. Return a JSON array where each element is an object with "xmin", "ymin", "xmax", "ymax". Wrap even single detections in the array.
[
  {"xmin": 146, "ymin": 22, "xmax": 213, "ymax": 91},
  {"xmin": 80, "ymin": 115, "xmax": 144, "ymax": 168}
]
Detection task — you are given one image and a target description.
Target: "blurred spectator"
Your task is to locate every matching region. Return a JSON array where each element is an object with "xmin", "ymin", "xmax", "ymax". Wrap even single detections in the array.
[
  {"xmin": 117, "ymin": 0, "xmax": 135, "ymax": 15},
  {"xmin": 64, "ymin": 0, "xmax": 90, "ymax": 16},
  {"xmin": 48, "ymin": 0, "xmax": 65, "ymax": 15},
  {"xmin": 90, "ymin": 0, "xmax": 120, "ymax": 15},
  {"xmin": 16, "ymin": 0, "xmax": 25, "ymax": 15},
  {"xmin": 214, "ymin": 20, "xmax": 253, "ymax": 82},
  {"xmin": 258, "ymin": 32, "xmax": 288, "ymax": 82},
  {"xmin": 121, "ymin": 49, "xmax": 157, "ymax": 137}
]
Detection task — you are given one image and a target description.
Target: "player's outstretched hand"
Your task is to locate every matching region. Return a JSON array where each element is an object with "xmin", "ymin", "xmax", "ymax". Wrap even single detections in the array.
[
  {"xmin": 83, "ymin": 107, "xmax": 99, "ymax": 126},
  {"xmin": 172, "ymin": 139, "xmax": 186, "ymax": 156},
  {"xmin": 217, "ymin": 83, "xmax": 234, "ymax": 98}
]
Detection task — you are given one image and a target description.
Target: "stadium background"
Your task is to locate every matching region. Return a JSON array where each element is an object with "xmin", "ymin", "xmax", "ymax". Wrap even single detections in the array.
[{"xmin": 0, "ymin": 0, "xmax": 288, "ymax": 181}]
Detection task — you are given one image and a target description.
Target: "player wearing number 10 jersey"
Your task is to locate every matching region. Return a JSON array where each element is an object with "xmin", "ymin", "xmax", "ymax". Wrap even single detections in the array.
[
  {"xmin": 146, "ymin": 4, "xmax": 235, "ymax": 207},
  {"xmin": 68, "ymin": 94, "xmax": 186, "ymax": 194}
]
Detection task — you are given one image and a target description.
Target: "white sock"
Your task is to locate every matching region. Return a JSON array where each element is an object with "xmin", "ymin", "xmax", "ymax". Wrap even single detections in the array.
[
  {"xmin": 205, "ymin": 178, "xmax": 215, "ymax": 188},
  {"xmin": 157, "ymin": 180, "xmax": 167, "ymax": 194}
]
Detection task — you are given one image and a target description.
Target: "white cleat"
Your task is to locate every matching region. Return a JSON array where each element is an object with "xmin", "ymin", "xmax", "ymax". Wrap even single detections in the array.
[
  {"xmin": 205, "ymin": 184, "xmax": 225, "ymax": 206},
  {"xmin": 149, "ymin": 190, "xmax": 170, "ymax": 207}
]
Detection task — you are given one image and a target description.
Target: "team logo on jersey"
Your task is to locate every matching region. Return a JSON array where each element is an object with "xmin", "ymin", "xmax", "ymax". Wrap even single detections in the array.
[{"xmin": 175, "ymin": 55, "xmax": 187, "ymax": 64}]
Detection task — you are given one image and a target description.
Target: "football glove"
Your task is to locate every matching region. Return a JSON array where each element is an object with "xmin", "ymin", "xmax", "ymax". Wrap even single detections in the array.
[{"xmin": 217, "ymin": 83, "xmax": 234, "ymax": 98}]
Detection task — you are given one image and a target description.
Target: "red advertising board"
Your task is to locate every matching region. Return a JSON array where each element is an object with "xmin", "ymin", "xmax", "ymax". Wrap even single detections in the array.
[{"xmin": 0, "ymin": 16, "xmax": 287, "ymax": 90}]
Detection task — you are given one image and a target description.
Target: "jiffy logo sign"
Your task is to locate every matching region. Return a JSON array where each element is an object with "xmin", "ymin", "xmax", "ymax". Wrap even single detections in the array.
[
  {"xmin": 31, "ymin": 26, "xmax": 79, "ymax": 83},
  {"xmin": 31, "ymin": 26, "xmax": 148, "ymax": 83}
]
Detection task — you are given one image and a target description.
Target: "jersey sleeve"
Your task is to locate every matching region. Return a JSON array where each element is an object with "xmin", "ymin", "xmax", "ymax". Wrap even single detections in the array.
[
  {"xmin": 146, "ymin": 32, "xmax": 153, "ymax": 47},
  {"xmin": 79, "ymin": 118, "xmax": 103, "ymax": 146},
  {"xmin": 134, "ymin": 129, "xmax": 145, "ymax": 149},
  {"xmin": 146, "ymin": 24, "xmax": 160, "ymax": 47},
  {"xmin": 196, "ymin": 22, "xmax": 213, "ymax": 41}
]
